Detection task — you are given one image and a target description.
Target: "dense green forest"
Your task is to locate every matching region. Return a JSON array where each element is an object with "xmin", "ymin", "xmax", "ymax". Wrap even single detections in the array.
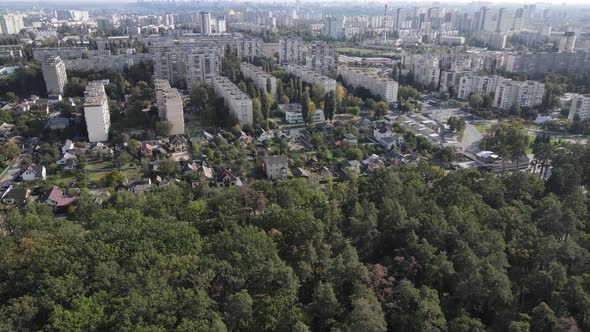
[{"xmin": 2, "ymin": 153, "xmax": 590, "ymax": 330}]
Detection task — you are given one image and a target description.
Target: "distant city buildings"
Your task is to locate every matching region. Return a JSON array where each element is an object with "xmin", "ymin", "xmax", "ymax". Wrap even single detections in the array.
[
  {"xmin": 155, "ymin": 79, "xmax": 185, "ymax": 135},
  {"xmin": 41, "ymin": 56, "xmax": 67, "ymax": 97},
  {"xmin": 199, "ymin": 11, "xmax": 211, "ymax": 34},
  {"xmin": 84, "ymin": 81, "xmax": 111, "ymax": 142},
  {"xmin": 505, "ymin": 52, "xmax": 590, "ymax": 76}
]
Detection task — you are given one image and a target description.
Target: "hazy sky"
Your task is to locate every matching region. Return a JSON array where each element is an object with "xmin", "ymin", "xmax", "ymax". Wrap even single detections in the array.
[{"xmin": 2, "ymin": 0, "xmax": 590, "ymax": 5}]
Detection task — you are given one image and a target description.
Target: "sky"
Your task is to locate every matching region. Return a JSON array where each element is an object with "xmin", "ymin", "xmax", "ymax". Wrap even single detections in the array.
[{"xmin": 2, "ymin": 0, "xmax": 590, "ymax": 5}]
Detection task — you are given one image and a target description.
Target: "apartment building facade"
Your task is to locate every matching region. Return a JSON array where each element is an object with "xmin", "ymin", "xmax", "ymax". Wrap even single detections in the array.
[
  {"xmin": 307, "ymin": 41, "xmax": 336, "ymax": 74},
  {"xmin": 457, "ymin": 75, "xmax": 506, "ymax": 100},
  {"xmin": 212, "ymin": 76, "xmax": 253, "ymax": 126},
  {"xmin": 285, "ymin": 64, "xmax": 336, "ymax": 92},
  {"xmin": 493, "ymin": 80, "xmax": 545, "ymax": 110},
  {"xmin": 84, "ymin": 81, "xmax": 111, "ymax": 142},
  {"xmin": 279, "ymin": 37, "xmax": 305, "ymax": 64},
  {"xmin": 337, "ymin": 66, "xmax": 399, "ymax": 103},
  {"xmin": 240, "ymin": 62, "xmax": 277, "ymax": 97},
  {"xmin": 41, "ymin": 56, "xmax": 67, "ymax": 96},
  {"xmin": 568, "ymin": 94, "xmax": 590, "ymax": 121},
  {"xmin": 155, "ymin": 79, "xmax": 185, "ymax": 135}
]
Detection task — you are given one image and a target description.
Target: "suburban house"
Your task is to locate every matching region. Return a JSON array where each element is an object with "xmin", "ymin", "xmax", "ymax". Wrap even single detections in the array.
[
  {"xmin": 292, "ymin": 167, "xmax": 311, "ymax": 178},
  {"xmin": 61, "ymin": 139, "xmax": 75, "ymax": 154},
  {"xmin": 121, "ymin": 178, "xmax": 153, "ymax": 193},
  {"xmin": 183, "ymin": 162, "xmax": 199, "ymax": 173},
  {"xmin": 169, "ymin": 135, "xmax": 188, "ymax": 152},
  {"xmin": 316, "ymin": 122, "xmax": 335, "ymax": 137},
  {"xmin": 373, "ymin": 125, "xmax": 403, "ymax": 149},
  {"xmin": 378, "ymin": 134, "xmax": 404, "ymax": 149},
  {"xmin": 56, "ymin": 152, "xmax": 78, "ymax": 168},
  {"xmin": 373, "ymin": 126, "xmax": 396, "ymax": 141},
  {"xmin": 141, "ymin": 143, "xmax": 155, "ymax": 157},
  {"xmin": 216, "ymin": 168, "xmax": 243, "ymax": 187},
  {"xmin": 43, "ymin": 186, "xmax": 76, "ymax": 211},
  {"xmin": 264, "ymin": 155, "xmax": 289, "ymax": 180},
  {"xmin": 342, "ymin": 160, "xmax": 361, "ymax": 173},
  {"xmin": 257, "ymin": 129, "xmax": 275, "ymax": 142},
  {"xmin": 201, "ymin": 165, "xmax": 214, "ymax": 180},
  {"xmin": 21, "ymin": 164, "xmax": 46, "ymax": 181},
  {"xmin": 319, "ymin": 166, "xmax": 333, "ymax": 182},
  {"xmin": 362, "ymin": 154, "xmax": 386, "ymax": 173},
  {"xmin": 342, "ymin": 134, "xmax": 358, "ymax": 145}
]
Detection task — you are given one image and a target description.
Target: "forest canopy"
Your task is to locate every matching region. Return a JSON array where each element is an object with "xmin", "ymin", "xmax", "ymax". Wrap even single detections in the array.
[{"xmin": 1, "ymin": 160, "xmax": 590, "ymax": 331}]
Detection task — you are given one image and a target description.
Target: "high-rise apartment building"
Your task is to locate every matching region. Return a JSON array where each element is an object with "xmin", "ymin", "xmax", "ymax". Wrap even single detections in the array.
[
  {"xmin": 558, "ymin": 32, "xmax": 576, "ymax": 53},
  {"xmin": 324, "ymin": 16, "xmax": 344, "ymax": 39},
  {"xmin": 285, "ymin": 64, "xmax": 336, "ymax": 92},
  {"xmin": 155, "ymin": 79, "xmax": 185, "ymax": 135},
  {"xmin": 42, "ymin": 56, "xmax": 68, "ymax": 96},
  {"xmin": 151, "ymin": 44, "xmax": 222, "ymax": 90},
  {"xmin": 240, "ymin": 62, "xmax": 277, "ymax": 97},
  {"xmin": 212, "ymin": 76, "xmax": 253, "ymax": 126},
  {"xmin": 307, "ymin": 41, "xmax": 336, "ymax": 74},
  {"xmin": 568, "ymin": 94, "xmax": 590, "ymax": 121},
  {"xmin": 279, "ymin": 37, "xmax": 305, "ymax": 64},
  {"xmin": 337, "ymin": 66, "xmax": 398, "ymax": 103},
  {"xmin": 413, "ymin": 56, "xmax": 441, "ymax": 89},
  {"xmin": 505, "ymin": 52, "xmax": 590, "ymax": 76},
  {"xmin": 84, "ymin": 81, "xmax": 111, "ymax": 142},
  {"xmin": 200, "ymin": 11, "xmax": 211, "ymax": 34},
  {"xmin": 457, "ymin": 75, "xmax": 506, "ymax": 100},
  {"xmin": 214, "ymin": 16, "xmax": 227, "ymax": 33},
  {"xmin": 493, "ymin": 80, "xmax": 545, "ymax": 110},
  {"xmin": 0, "ymin": 15, "xmax": 24, "ymax": 35}
]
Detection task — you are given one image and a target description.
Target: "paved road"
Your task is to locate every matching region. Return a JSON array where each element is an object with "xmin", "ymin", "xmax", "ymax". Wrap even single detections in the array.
[
  {"xmin": 461, "ymin": 123, "xmax": 483, "ymax": 153},
  {"xmin": 0, "ymin": 153, "xmax": 28, "ymax": 187}
]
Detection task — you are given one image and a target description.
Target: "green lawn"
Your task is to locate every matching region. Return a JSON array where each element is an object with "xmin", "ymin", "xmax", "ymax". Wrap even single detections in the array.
[
  {"xmin": 88, "ymin": 168, "xmax": 143, "ymax": 183},
  {"xmin": 84, "ymin": 161, "xmax": 113, "ymax": 171},
  {"xmin": 473, "ymin": 124, "xmax": 489, "ymax": 133}
]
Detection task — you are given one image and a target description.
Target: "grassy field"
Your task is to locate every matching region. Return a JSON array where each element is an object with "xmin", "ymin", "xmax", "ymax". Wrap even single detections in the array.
[
  {"xmin": 336, "ymin": 47, "xmax": 400, "ymax": 57},
  {"xmin": 473, "ymin": 124, "xmax": 489, "ymax": 133},
  {"xmin": 84, "ymin": 161, "xmax": 113, "ymax": 171},
  {"xmin": 88, "ymin": 168, "xmax": 142, "ymax": 183}
]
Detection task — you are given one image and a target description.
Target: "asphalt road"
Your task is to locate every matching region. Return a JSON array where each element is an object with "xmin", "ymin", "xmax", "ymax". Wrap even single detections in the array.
[{"xmin": 0, "ymin": 153, "xmax": 28, "ymax": 187}]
